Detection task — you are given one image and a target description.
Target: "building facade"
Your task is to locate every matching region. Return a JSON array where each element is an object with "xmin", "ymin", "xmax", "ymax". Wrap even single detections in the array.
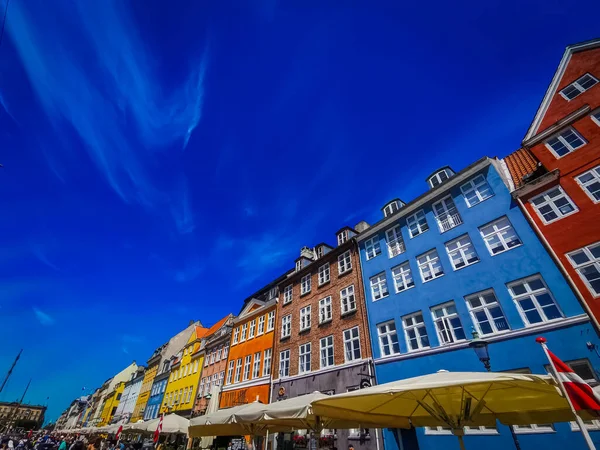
[
  {"xmin": 271, "ymin": 234, "xmax": 376, "ymax": 450},
  {"xmin": 357, "ymin": 157, "xmax": 600, "ymax": 450},
  {"xmin": 221, "ymin": 298, "xmax": 277, "ymax": 409},
  {"xmin": 112, "ymin": 366, "xmax": 145, "ymax": 424},
  {"xmin": 87, "ymin": 362, "xmax": 138, "ymax": 426},
  {"xmin": 145, "ymin": 371, "xmax": 169, "ymax": 420},
  {"xmin": 505, "ymin": 39, "xmax": 600, "ymax": 327},
  {"xmin": 193, "ymin": 314, "xmax": 234, "ymax": 416},
  {"xmin": 0, "ymin": 402, "xmax": 46, "ymax": 430},
  {"xmin": 160, "ymin": 325, "xmax": 209, "ymax": 418},
  {"xmin": 99, "ymin": 382, "xmax": 124, "ymax": 426}
]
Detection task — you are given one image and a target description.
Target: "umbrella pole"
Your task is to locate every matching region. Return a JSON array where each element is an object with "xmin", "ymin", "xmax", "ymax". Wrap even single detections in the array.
[{"xmin": 457, "ymin": 434, "xmax": 467, "ymax": 450}]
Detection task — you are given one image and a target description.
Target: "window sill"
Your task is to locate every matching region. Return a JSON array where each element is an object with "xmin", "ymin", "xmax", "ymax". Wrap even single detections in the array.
[
  {"xmin": 341, "ymin": 309, "xmax": 357, "ymax": 318},
  {"xmin": 421, "ymin": 274, "xmax": 444, "ymax": 284},
  {"xmin": 338, "ymin": 269, "xmax": 353, "ymax": 278},
  {"xmin": 282, "ymin": 301, "xmax": 292, "ymax": 307},
  {"xmin": 300, "ymin": 291, "xmax": 312, "ymax": 298},
  {"xmin": 299, "ymin": 327, "xmax": 311, "ymax": 334},
  {"xmin": 280, "ymin": 335, "xmax": 291, "ymax": 342},
  {"xmin": 318, "ymin": 280, "xmax": 331, "ymax": 288},
  {"xmin": 409, "ymin": 230, "xmax": 429, "ymax": 239},
  {"xmin": 452, "ymin": 260, "xmax": 480, "ymax": 272},
  {"xmin": 372, "ymin": 295, "xmax": 390, "ymax": 302},
  {"xmin": 465, "ymin": 194, "xmax": 494, "ymax": 209},
  {"xmin": 513, "ymin": 428, "xmax": 555, "ymax": 435},
  {"xmin": 318, "ymin": 319, "xmax": 332, "ymax": 327},
  {"xmin": 395, "ymin": 285, "xmax": 415, "ymax": 294}
]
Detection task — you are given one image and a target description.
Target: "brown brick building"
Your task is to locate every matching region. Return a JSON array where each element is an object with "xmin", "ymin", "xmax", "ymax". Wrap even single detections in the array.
[{"xmin": 271, "ymin": 225, "xmax": 378, "ymax": 450}]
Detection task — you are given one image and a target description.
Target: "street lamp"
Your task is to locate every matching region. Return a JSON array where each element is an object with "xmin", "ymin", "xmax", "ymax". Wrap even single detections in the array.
[{"xmin": 468, "ymin": 329, "xmax": 491, "ymax": 372}]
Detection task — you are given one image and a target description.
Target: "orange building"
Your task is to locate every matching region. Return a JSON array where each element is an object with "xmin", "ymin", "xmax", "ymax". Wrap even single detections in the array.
[{"xmin": 220, "ymin": 298, "xmax": 277, "ymax": 408}]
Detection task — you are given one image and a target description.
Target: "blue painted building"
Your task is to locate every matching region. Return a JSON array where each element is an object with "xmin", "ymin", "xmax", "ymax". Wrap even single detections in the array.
[
  {"xmin": 144, "ymin": 371, "xmax": 168, "ymax": 420},
  {"xmin": 356, "ymin": 157, "xmax": 600, "ymax": 450}
]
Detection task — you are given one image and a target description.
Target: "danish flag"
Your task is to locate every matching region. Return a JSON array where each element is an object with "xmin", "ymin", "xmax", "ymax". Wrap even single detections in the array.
[
  {"xmin": 153, "ymin": 414, "xmax": 163, "ymax": 443},
  {"xmin": 115, "ymin": 425, "xmax": 123, "ymax": 441}
]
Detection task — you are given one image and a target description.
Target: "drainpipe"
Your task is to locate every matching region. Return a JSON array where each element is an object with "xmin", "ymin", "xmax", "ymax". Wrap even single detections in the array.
[{"xmin": 516, "ymin": 196, "xmax": 600, "ymax": 333}]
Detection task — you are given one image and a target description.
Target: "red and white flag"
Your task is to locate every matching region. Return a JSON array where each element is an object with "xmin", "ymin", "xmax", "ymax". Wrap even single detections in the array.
[
  {"xmin": 153, "ymin": 414, "xmax": 163, "ymax": 443},
  {"xmin": 546, "ymin": 348, "xmax": 600, "ymax": 414},
  {"xmin": 115, "ymin": 425, "xmax": 123, "ymax": 441}
]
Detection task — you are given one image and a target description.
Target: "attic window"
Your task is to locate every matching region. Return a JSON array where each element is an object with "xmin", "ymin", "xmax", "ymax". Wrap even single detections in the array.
[
  {"xmin": 383, "ymin": 200, "xmax": 402, "ymax": 218},
  {"xmin": 337, "ymin": 230, "xmax": 349, "ymax": 246},
  {"xmin": 295, "ymin": 260, "xmax": 302, "ymax": 272},
  {"xmin": 315, "ymin": 246, "xmax": 324, "ymax": 259},
  {"xmin": 428, "ymin": 168, "xmax": 455, "ymax": 189},
  {"xmin": 560, "ymin": 73, "xmax": 598, "ymax": 101}
]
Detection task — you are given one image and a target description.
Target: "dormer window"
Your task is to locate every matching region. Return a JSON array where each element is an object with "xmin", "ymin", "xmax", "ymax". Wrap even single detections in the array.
[
  {"xmin": 295, "ymin": 260, "xmax": 302, "ymax": 272},
  {"xmin": 560, "ymin": 73, "xmax": 598, "ymax": 100},
  {"xmin": 427, "ymin": 167, "xmax": 455, "ymax": 189},
  {"xmin": 315, "ymin": 246, "xmax": 324, "ymax": 259},
  {"xmin": 382, "ymin": 199, "xmax": 405, "ymax": 218},
  {"xmin": 338, "ymin": 230, "xmax": 348, "ymax": 246}
]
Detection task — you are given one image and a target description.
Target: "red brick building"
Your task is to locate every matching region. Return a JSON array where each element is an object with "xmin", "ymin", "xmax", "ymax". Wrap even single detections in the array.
[{"xmin": 504, "ymin": 38, "xmax": 600, "ymax": 327}]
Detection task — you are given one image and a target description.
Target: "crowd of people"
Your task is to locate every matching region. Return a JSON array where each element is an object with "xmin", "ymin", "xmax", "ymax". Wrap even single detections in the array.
[{"xmin": 0, "ymin": 434, "xmax": 155, "ymax": 450}]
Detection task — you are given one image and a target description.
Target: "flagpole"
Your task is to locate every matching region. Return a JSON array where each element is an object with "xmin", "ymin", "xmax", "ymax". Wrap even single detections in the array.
[{"xmin": 536, "ymin": 337, "xmax": 596, "ymax": 450}]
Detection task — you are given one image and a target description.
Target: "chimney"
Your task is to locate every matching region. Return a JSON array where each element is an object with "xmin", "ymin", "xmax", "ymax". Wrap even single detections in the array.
[
  {"xmin": 300, "ymin": 246, "xmax": 315, "ymax": 260},
  {"xmin": 354, "ymin": 221, "xmax": 370, "ymax": 233},
  {"xmin": 189, "ymin": 319, "xmax": 195, "ymax": 326}
]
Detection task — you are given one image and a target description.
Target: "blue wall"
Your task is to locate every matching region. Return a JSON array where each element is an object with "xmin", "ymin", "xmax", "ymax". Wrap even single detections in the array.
[
  {"xmin": 145, "ymin": 378, "xmax": 166, "ymax": 420},
  {"xmin": 357, "ymin": 162, "xmax": 600, "ymax": 450}
]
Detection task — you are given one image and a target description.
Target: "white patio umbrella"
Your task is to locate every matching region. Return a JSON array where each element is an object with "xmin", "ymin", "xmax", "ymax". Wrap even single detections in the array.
[
  {"xmin": 143, "ymin": 414, "xmax": 189, "ymax": 435},
  {"xmin": 312, "ymin": 371, "xmax": 575, "ymax": 450},
  {"xmin": 189, "ymin": 401, "xmax": 272, "ymax": 438},
  {"xmin": 200, "ymin": 386, "xmax": 222, "ymax": 448}
]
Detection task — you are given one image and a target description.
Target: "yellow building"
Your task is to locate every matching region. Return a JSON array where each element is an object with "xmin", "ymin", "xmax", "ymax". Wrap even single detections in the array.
[
  {"xmin": 162, "ymin": 326, "xmax": 208, "ymax": 416},
  {"xmin": 99, "ymin": 382, "xmax": 124, "ymax": 426},
  {"xmin": 131, "ymin": 352, "xmax": 162, "ymax": 422}
]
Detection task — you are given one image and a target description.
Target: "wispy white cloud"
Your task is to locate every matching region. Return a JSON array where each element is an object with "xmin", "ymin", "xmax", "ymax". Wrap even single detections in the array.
[
  {"xmin": 33, "ymin": 307, "xmax": 55, "ymax": 325},
  {"xmin": 31, "ymin": 244, "xmax": 60, "ymax": 271},
  {"xmin": 170, "ymin": 178, "xmax": 196, "ymax": 235}
]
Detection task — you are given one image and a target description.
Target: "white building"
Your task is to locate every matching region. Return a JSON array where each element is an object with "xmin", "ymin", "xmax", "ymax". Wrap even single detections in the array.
[{"xmin": 113, "ymin": 366, "xmax": 145, "ymax": 424}]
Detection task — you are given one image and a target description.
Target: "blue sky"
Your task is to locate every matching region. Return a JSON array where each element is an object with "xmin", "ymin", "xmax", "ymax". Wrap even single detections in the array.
[{"xmin": 0, "ymin": 0, "xmax": 598, "ymax": 423}]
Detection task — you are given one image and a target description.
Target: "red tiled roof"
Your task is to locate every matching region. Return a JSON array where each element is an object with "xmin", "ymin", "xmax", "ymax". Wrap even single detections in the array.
[
  {"xmin": 195, "ymin": 325, "xmax": 209, "ymax": 339},
  {"xmin": 205, "ymin": 314, "xmax": 232, "ymax": 337},
  {"xmin": 503, "ymin": 148, "xmax": 540, "ymax": 188}
]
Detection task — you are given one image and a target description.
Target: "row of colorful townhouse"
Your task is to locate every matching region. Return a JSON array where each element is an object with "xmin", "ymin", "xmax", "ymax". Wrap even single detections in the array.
[{"xmin": 58, "ymin": 38, "xmax": 600, "ymax": 450}]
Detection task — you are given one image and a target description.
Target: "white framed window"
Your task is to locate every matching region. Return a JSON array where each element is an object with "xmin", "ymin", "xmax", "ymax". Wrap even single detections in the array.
[
  {"xmin": 222, "ymin": 346, "xmax": 228, "ymax": 360},
  {"xmin": 567, "ymin": 242, "xmax": 600, "ymax": 297},
  {"xmin": 391, "ymin": 262, "xmax": 414, "ymax": 293},
  {"xmin": 193, "ymin": 360, "xmax": 198, "ymax": 373},
  {"xmin": 263, "ymin": 349, "xmax": 272, "ymax": 376},
  {"xmin": 338, "ymin": 250, "xmax": 352, "ymax": 274},
  {"xmin": 407, "ymin": 210, "xmax": 429, "ymax": 238},
  {"xmin": 445, "ymin": 235, "xmax": 479, "ymax": 270},
  {"xmin": 465, "ymin": 290, "xmax": 510, "ymax": 336},
  {"xmin": 299, "ymin": 343, "xmax": 311, "ymax": 374},
  {"xmin": 530, "ymin": 186, "xmax": 578, "ymax": 224},
  {"xmin": 338, "ymin": 230, "xmax": 348, "ymax": 245},
  {"xmin": 377, "ymin": 320, "xmax": 400, "ymax": 356},
  {"xmin": 592, "ymin": 110, "xmax": 600, "ymax": 126},
  {"xmin": 428, "ymin": 169, "xmax": 451, "ymax": 188},
  {"xmin": 216, "ymin": 348, "xmax": 222, "ymax": 361},
  {"xmin": 300, "ymin": 305, "xmax": 312, "ymax": 331},
  {"xmin": 513, "ymin": 423, "xmax": 555, "ymax": 434},
  {"xmin": 226, "ymin": 361, "xmax": 234, "ymax": 385},
  {"xmin": 507, "ymin": 275, "xmax": 563, "ymax": 325},
  {"xmin": 370, "ymin": 273, "xmax": 389, "ymax": 301},
  {"xmin": 383, "ymin": 201, "xmax": 401, "ymax": 217},
  {"xmin": 248, "ymin": 320, "xmax": 256, "ymax": 339},
  {"xmin": 545, "ymin": 127, "xmax": 587, "ymax": 157},
  {"xmin": 301, "ymin": 275, "xmax": 312, "ymax": 295},
  {"xmin": 417, "ymin": 249, "xmax": 444, "ymax": 282},
  {"xmin": 461, "ymin": 174, "xmax": 493, "ymax": 207},
  {"xmin": 319, "ymin": 296, "xmax": 332, "ymax": 323},
  {"xmin": 431, "ymin": 302, "xmax": 466, "ymax": 345},
  {"xmin": 267, "ymin": 311, "xmax": 275, "ymax": 331},
  {"xmin": 433, "ymin": 196, "xmax": 462, "ymax": 232},
  {"xmin": 279, "ymin": 349, "xmax": 290, "ymax": 378},
  {"xmin": 575, "ymin": 165, "xmax": 600, "ymax": 203},
  {"xmin": 403, "ymin": 312, "xmax": 430, "ymax": 351},
  {"xmin": 479, "ymin": 217, "xmax": 522, "ymax": 255},
  {"xmin": 257, "ymin": 315, "xmax": 265, "ymax": 335},
  {"xmin": 343, "ymin": 326, "xmax": 361, "ymax": 362},
  {"xmin": 365, "ymin": 236, "xmax": 381, "ymax": 260},
  {"xmin": 318, "ymin": 263, "xmax": 330, "ymax": 285},
  {"xmin": 295, "ymin": 260, "xmax": 302, "ymax": 272},
  {"xmin": 252, "ymin": 352, "xmax": 261, "ymax": 379},
  {"xmin": 386, "ymin": 225, "xmax": 405, "ymax": 258},
  {"xmin": 560, "ymin": 73, "xmax": 598, "ymax": 100},
  {"xmin": 232, "ymin": 327, "xmax": 239, "ymax": 344},
  {"xmin": 234, "ymin": 358, "xmax": 242, "ymax": 383},
  {"xmin": 320, "ymin": 335, "xmax": 334, "ymax": 368},
  {"xmin": 243, "ymin": 355, "xmax": 251, "ymax": 381},
  {"xmin": 240, "ymin": 323, "xmax": 248, "ymax": 341},
  {"xmin": 340, "ymin": 285, "xmax": 356, "ymax": 314},
  {"xmin": 283, "ymin": 284, "xmax": 293, "ymax": 304},
  {"xmin": 281, "ymin": 314, "xmax": 292, "ymax": 338}
]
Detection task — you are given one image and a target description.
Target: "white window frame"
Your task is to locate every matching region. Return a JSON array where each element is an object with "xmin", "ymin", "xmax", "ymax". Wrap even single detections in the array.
[
  {"xmin": 232, "ymin": 327, "xmax": 239, "ymax": 344},
  {"xmin": 298, "ymin": 343, "xmax": 311, "ymax": 374},
  {"xmin": 402, "ymin": 312, "xmax": 430, "ymax": 352},
  {"xmin": 337, "ymin": 230, "xmax": 348, "ymax": 246},
  {"xmin": 240, "ymin": 323, "xmax": 248, "ymax": 341},
  {"xmin": 431, "ymin": 302, "xmax": 466, "ymax": 345},
  {"xmin": 248, "ymin": 320, "xmax": 256, "ymax": 339},
  {"xmin": 370, "ymin": 273, "xmax": 389, "ymax": 301},
  {"xmin": 343, "ymin": 326, "xmax": 361, "ymax": 362},
  {"xmin": 559, "ymin": 73, "xmax": 599, "ymax": 100},
  {"xmin": 300, "ymin": 305, "xmax": 312, "ymax": 331},
  {"xmin": 340, "ymin": 285, "xmax": 357, "ymax": 314},
  {"xmin": 407, "ymin": 209, "xmax": 429, "ymax": 238},
  {"xmin": 279, "ymin": 349, "xmax": 290, "ymax": 378},
  {"xmin": 283, "ymin": 284, "xmax": 293, "ymax": 304},
  {"xmin": 319, "ymin": 296, "xmax": 332, "ymax": 324},
  {"xmin": 567, "ymin": 242, "xmax": 600, "ymax": 297},
  {"xmin": 575, "ymin": 165, "xmax": 600, "ymax": 204},
  {"xmin": 445, "ymin": 235, "xmax": 479, "ymax": 271},
  {"xmin": 267, "ymin": 311, "xmax": 275, "ymax": 331},
  {"xmin": 365, "ymin": 236, "xmax": 382, "ymax": 260},
  {"xmin": 252, "ymin": 352, "xmax": 261, "ymax": 379},
  {"xmin": 530, "ymin": 186, "xmax": 578, "ymax": 224},
  {"xmin": 263, "ymin": 349, "xmax": 272, "ymax": 376},
  {"xmin": 320, "ymin": 335, "xmax": 334, "ymax": 369},
  {"xmin": 281, "ymin": 314, "xmax": 292, "ymax": 338},
  {"xmin": 544, "ymin": 127, "xmax": 587, "ymax": 158},
  {"xmin": 222, "ymin": 346, "xmax": 228, "ymax": 360},
  {"xmin": 243, "ymin": 355, "xmax": 252, "ymax": 381},
  {"xmin": 479, "ymin": 217, "xmax": 522, "ymax": 255},
  {"xmin": 592, "ymin": 110, "xmax": 600, "ymax": 126},
  {"xmin": 257, "ymin": 315, "xmax": 265, "ymax": 335},
  {"xmin": 507, "ymin": 275, "xmax": 563, "ymax": 325},
  {"xmin": 226, "ymin": 361, "xmax": 234, "ymax": 385},
  {"xmin": 428, "ymin": 169, "xmax": 451, "ymax": 188},
  {"xmin": 465, "ymin": 290, "xmax": 510, "ymax": 336},
  {"xmin": 386, "ymin": 225, "xmax": 406, "ymax": 258},
  {"xmin": 301, "ymin": 274, "xmax": 312, "ymax": 295},
  {"xmin": 417, "ymin": 249, "xmax": 444, "ymax": 282},
  {"xmin": 460, "ymin": 174, "xmax": 493, "ymax": 207},
  {"xmin": 391, "ymin": 261, "xmax": 414, "ymax": 293},
  {"xmin": 234, "ymin": 358, "xmax": 242, "ymax": 383},
  {"xmin": 318, "ymin": 263, "xmax": 331, "ymax": 285},
  {"xmin": 338, "ymin": 250, "xmax": 352, "ymax": 274},
  {"xmin": 377, "ymin": 320, "xmax": 400, "ymax": 357},
  {"xmin": 432, "ymin": 195, "xmax": 462, "ymax": 233}
]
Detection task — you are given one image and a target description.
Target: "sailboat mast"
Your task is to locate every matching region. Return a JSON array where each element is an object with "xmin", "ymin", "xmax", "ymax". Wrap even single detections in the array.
[{"xmin": 0, "ymin": 349, "xmax": 22, "ymax": 394}]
